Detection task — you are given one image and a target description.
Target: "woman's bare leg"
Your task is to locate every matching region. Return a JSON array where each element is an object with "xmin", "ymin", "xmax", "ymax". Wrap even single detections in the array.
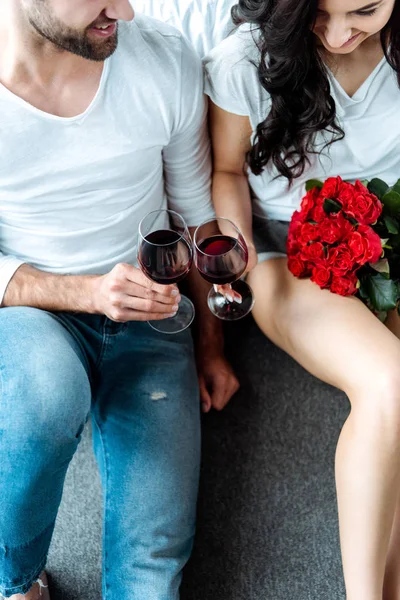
[
  {"xmin": 248, "ymin": 258, "xmax": 400, "ymax": 600},
  {"xmin": 382, "ymin": 310, "xmax": 400, "ymax": 600}
]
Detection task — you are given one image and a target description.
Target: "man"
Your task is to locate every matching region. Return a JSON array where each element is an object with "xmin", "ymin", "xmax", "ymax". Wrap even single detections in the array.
[
  {"xmin": 0, "ymin": 1, "xmax": 238, "ymax": 599},
  {"xmin": 134, "ymin": 0, "xmax": 236, "ymax": 56}
]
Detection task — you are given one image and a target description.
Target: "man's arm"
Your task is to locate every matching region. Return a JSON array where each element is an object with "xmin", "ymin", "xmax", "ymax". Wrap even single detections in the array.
[
  {"xmin": 2, "ymin": 262, "xmax": 180, "ymax": 322},
  {"xmin": 186, "ymin": 231, "xmax": 240, "ymax": 414},
  {"xmin": 162, "ymin": 36, "xmax": 240, "ymax": 410},
  {"xmin": 3, "ymin": 264, "xmax": 96, "ymax": 312}
]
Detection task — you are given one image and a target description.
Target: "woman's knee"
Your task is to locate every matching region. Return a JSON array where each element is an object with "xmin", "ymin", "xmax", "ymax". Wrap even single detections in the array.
[{"xmin": 348, "ymin": 362, "xmax": 400, "ymax": 436}]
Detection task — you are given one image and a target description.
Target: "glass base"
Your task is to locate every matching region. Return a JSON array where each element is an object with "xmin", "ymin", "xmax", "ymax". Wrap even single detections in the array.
[
  {"xmin": 148, "ymin": 295, "xmax": 195, "ymax": 334},
  {"xmin": 208, "ymin": 279, "xmax": 254, "ymax": 321}
]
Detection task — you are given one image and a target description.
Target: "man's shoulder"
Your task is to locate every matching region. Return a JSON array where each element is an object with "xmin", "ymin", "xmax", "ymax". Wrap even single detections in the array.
[
  {"xmin": 113, "ymin": 15, "xmax": 201, "ymax": 110},
  {"xmin": 120, "ymin": 14, "xmax": 185, "ymax": 57},
  {"xmin": 117, "ymin": 14, "xmax": 200, "ymax": 85}
]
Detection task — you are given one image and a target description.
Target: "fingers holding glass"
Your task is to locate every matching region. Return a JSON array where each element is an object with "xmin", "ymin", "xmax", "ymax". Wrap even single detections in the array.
[
  {"xmin": 193, "ymin": 217, "xmax": 255, "ymax": 321},
  {"xmin": 137, "ymin": 209, "xmax": 195, "ymax": 334}
]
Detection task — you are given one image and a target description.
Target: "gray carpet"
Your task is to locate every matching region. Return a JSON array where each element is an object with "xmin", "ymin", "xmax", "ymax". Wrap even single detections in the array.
[{"xmin": 48, "ymin": 317, "xmax": 349, "ymax": 600}]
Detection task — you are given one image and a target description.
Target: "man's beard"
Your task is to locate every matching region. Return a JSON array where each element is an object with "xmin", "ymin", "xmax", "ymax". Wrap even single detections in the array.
[{"xmin": 27, "ymin": 2, "xmax": 118, "ymax": 61}]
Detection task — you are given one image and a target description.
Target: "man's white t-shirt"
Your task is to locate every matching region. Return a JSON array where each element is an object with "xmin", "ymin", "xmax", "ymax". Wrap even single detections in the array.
[
  {"xmin": 204, "ymin": 25, "xmax": 400, "ymax": 221},
  {"xmin": 133, "ymin": 0, "xmax": 236, "ymax": 56},
  {"xmin": 0, "ymin": 15, "xmax": 214, "ymax": 303}
]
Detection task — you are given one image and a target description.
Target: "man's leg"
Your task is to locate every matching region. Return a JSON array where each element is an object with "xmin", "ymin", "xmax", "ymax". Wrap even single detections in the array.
[
  {"xmin": 91, "ymin": 321, "xmax": 200, "ymax": 600},
  {"xmin": 0, "ymin": 308, "xmax": 91, "ymax": 598}
]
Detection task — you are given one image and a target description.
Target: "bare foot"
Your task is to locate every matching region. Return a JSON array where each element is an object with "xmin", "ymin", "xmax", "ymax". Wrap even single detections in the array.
[{"xmin": 8, "ymin": 572, "xmax": 50, "ymax": 600}]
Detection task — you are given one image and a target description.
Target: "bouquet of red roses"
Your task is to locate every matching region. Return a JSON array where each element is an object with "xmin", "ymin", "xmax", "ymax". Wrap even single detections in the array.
[{"xmin": 287, "ymin": 176, "xmax": 400, "ymax": 316}]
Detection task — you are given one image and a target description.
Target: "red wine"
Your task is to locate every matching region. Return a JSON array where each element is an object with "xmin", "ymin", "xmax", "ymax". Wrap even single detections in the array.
[
  {"xmin": 196, "ymin": 234, "xmax": 248, "ymax": 284},
  {"xmin": 138, "ymin": 229, "xmax": 192, "ymax": 284}
]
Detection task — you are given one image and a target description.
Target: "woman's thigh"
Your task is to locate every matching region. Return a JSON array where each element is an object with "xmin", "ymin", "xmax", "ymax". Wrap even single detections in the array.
[{"xmin": 248, "ymin": 258, "xmax": 400, "ymax": 397}]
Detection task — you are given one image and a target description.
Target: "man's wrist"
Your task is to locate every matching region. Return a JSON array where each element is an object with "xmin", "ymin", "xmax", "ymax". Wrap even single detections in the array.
[
  {"xmin": 194, "ymin": 316, "xmax": 224, "ymax": 353},
  {"xmin": 84, "ymin": 275, "xmax": 101, "ymax": 314}
]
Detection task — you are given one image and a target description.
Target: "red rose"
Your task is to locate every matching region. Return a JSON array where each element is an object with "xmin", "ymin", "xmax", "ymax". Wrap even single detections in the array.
[
  {"xmin": 330, "ymin": 273, "xmax": 358, "ymax": 296},
  {"xmin": 300, "ymin": 187, "xmax": 321, "ymax": 218},
  {"xmin": 287, "ymin": 212, "xmax": 306, "ymax": 256},
  {"xmin": 310, "ymin": 202, "xmax": 326, "ymax": 223},
  {"xmin": 288, "ymin": 255, "xmax": 309, "ymax": 277},
  {"xmin": 287, "ymin": 210, "xmax": 305, "ymax": 241},
  {"xmin": 287, "ymin": 238, "xmax": 302, "ymax": 255},
  {"xmin": 300, "ymin": 241, "xmax": 325, "ymax": 263},
  {"xmin": 319, "ymin": 212, "xmax": 354, "ymax": 244},
  {"xmin": 320, "ymin": 176, "xmax": 342, "ymax": 200},
  {"xmin": 357, "ymin": 225, "xmax": 383, "ymax": 263},
  {"xmin": 344, "ymin": 189, "xmax": 382, "ymax": 226},
  {"xmin": 328, "ymin": 244, "xmax": 354, "ymax": 276},
  {"xmin": 310, "ymin": 263, "xmax": 332, "ymax": 289},
  {"xmin": 354, "ymin": 180, "xmax": 367, "ymax": 193},
  {"xmin": 300, "ymin": 222, "xmax": 320, "ymax": 243},
  {"xmin": 335, "ymin": 182, "xmax": 355, "ymax": 210},
  {"xmin": 291, "ymin": 209, "xmax": 307, "ymax": 227},
  {"xmin": 346, "ymin": 231, "xmax": 366, "ymax": 263}
]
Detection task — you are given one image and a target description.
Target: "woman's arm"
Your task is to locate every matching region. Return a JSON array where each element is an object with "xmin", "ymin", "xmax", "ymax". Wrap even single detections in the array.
[{"xmin": 209, "ymin": 99, "xmax": 257, "ymax": 268}]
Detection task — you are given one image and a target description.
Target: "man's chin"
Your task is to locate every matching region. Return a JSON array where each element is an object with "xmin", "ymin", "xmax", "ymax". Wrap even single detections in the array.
[
  {"xmin": 89, "ymin": 36, "xmax": 118, "ymax": 61},
  {"xmin": 70, "ymin": 32, "xmax": 118, "ymax": 62}
]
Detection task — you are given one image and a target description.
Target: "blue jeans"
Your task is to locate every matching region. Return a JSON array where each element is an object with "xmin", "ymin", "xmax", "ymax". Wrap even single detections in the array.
[{"xmin": 0, "ymin": 307, "xmax": 200, "ymax": 599}]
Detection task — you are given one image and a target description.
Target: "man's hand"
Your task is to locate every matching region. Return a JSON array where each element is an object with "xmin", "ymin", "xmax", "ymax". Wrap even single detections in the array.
[
  {"xmin": 197, "ymin": 349, "xmax": 240, "ymax": 413},
  {"xmin": 2, "ymin": 262, "xmax": 180, "ymax": 320},
  {"xmin": 92, "ymin": 263, "xmax": 180, "ymax": 322}
]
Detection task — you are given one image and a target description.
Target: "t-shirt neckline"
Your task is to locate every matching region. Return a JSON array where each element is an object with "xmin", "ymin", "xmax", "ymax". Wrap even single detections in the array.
[
  {"xmin": 326, "ymin": 54, "xmax": 387, "ymax": 103},
  {"xmin": 0, "ymin": 56, "xmax": 111, "ymax": 122}
]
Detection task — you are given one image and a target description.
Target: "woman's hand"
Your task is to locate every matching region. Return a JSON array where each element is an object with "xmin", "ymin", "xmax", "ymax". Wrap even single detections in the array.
[{"xmin": 215, "ymin": 238, "xmax": 258, "ymax": 303}]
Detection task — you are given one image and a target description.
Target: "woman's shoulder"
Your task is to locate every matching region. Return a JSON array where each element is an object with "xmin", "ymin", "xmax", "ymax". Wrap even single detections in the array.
[
  {"xmin": 204, "ymin": 23, "xmax": 261, "ymax": 73},
  {"xmin": 203, "ymin": 24, "xmax": 270, "ymax": 121}
]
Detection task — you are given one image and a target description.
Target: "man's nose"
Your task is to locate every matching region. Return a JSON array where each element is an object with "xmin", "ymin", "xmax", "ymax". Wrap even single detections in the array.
[{"xmin": 104, "ymin": 0, "xmax": 135, "ymax": 22}]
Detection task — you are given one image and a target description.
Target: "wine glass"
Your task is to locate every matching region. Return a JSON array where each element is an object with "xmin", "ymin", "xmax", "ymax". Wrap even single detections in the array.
[
  {"xmin": 138, "ymin": 209, "xmax": 194, "ymax": 334},
  {"xmin": 193, "ymin": 217, "xmax": 255, "ymax": 320}
]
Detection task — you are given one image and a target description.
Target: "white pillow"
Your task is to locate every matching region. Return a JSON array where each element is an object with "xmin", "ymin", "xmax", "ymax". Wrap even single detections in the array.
[{"xmin": 132, "ymin": 0, "xmax": 237, "ymax": 57}]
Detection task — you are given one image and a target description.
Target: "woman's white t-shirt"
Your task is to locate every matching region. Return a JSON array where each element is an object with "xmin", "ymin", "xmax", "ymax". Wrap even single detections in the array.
[{"xmin": 204, "ymin": 25, "xmax": 400, "ymax": 222}]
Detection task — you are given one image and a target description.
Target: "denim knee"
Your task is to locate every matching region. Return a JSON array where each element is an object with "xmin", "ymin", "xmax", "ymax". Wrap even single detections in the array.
[
  {"xmin": 1, "ymin": 352, "xmax": 90, "ymax": 446},
  {"xmin": 0, "ymin": 307, "xmax": 91, "ymax": 445},
  {"xmin": 0, "ymin": 309, "xmax": 92, "ymax": 587}
]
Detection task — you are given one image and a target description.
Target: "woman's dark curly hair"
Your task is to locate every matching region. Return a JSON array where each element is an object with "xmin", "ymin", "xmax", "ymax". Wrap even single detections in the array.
[{"xmin": 232, "ymin": 0, "xmax": 400, "ymax": 184}]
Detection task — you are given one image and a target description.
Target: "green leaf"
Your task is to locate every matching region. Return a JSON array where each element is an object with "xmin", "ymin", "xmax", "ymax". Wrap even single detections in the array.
[
  {"xmin": 363, "ymin": 273, "xmax": 398, "ymax": 312},
  {"xmin": 376, "ymin": 311, "xmax": 389, "ymax": 323},
  {"xmin": 370, "ymin": 258, "xmax": 390, "ymax": 275},
  {"xmin": 392, "ymin": 179, "xmax": 400, "ymax": 196},
  {"xmin": 383, "ymin": 215, "xmax": 399, "ymax": 234},
  {"xmin": 368, "ymin": 178, "xmax": 389, "ymax": 200},
  {"xmin": 382, "ymin": 190, "xmax": 400, "ymax": 216},
  {"xmin": 359, "ymin": 179, "xmax": 369, "ymax": 188},
  {"xmin": 305, "ymin": 179, "xmax": 323, "ymax": 192},
  {"xmin": 323, "ymin": 198, "xmax": 342, "ymax": 215}
]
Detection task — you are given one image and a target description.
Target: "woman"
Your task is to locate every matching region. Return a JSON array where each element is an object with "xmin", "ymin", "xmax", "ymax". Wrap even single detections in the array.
[{"xmin": 204, "ymin": 0, "xmax": 400, "ymax": 598}]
